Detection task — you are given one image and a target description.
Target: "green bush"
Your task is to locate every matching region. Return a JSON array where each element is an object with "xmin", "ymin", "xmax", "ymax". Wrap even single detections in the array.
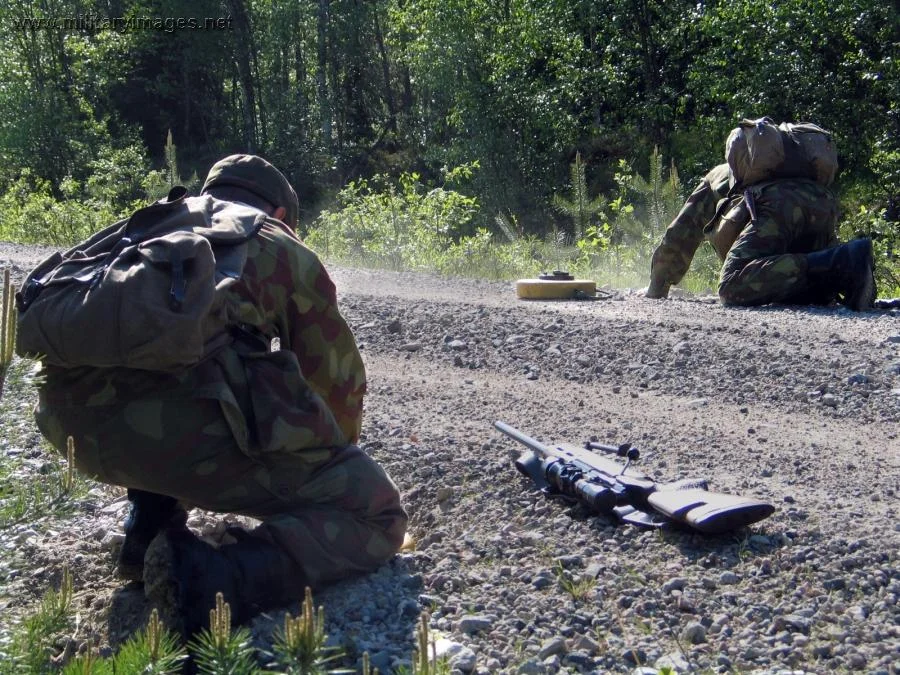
[
  {"xmin": 84, "ymin": 144, "xmax": 153, "ymax": 207},
  {"xmin": 306, "ymin": 167, "xmax": 480, "ymax": 272},
  {"xmin": 0, "ymin": 171, "xmax": 125, "ymax": 246},
  {"xmin": 0, "ymin": 568, "xmax": 74, "ymax": 674},
  {"xmin": 438, "ymin": 228, "xmax": 543, "ymax": 280},
  {"xmin": 840, "ymin": 203, "xmax": 900, "ymax": 297}
]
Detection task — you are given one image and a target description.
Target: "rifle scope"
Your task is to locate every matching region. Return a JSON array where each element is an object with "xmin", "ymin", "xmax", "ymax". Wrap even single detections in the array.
[{"xmin": 544, "ymin": 459, "xmax": 617, "ymax": 513}]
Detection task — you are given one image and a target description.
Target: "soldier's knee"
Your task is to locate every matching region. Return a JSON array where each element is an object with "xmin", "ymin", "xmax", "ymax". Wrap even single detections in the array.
[
  {"xmin": 718, "ymin": 277, "xmax": 742, "ymax": 305},
  {"xmin": 378, "ymin": 508, "xmax": 409, "ymax": 556},
  {"xmin": 720, "ymin": 270, "xmax": 771, "ymax": 305},
  {"xmin": 718, "ymin": 278, "xmax": 767, "ymax": 306},
  {"xmin": 371, "ymin": 485, "xmax": 408, "ymax": 552},
  {"xmin": 717, "ymin": 254, "xmax": 759, "ymax": 306}
]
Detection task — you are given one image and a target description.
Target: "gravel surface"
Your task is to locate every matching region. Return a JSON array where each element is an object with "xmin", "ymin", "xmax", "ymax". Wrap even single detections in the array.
[{"xmin": 1, "ymin": 242, "xmax": 899, "ymax": 674}]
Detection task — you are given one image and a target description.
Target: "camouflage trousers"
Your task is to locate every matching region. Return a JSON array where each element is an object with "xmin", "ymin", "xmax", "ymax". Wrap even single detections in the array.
[
  {"xmin": 718, "ymin": 184, "xmax": 838, "ymax": 306},
  {"xmin": 35, "ymin": 396, "xmax": 408, "ymax": 588}
]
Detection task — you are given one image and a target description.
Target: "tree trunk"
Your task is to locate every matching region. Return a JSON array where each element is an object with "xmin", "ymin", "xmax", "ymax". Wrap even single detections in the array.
[
  {"xmin": 225, "ymin": 0, "xmax": 258, "ymax": 152},
  {"xmin": 182, "ymin": 63, "xmax": 191, "ymax": 140},
  {"xmin": 372, "ymin": 3, "xmax": 397, "ymax": 134},
  {"xmin": 317, "ymin": 0, "xmax": 332, "ymax": 150},
  {"xmin": 293, "ymin": 4, "xmax": 308, "ymax": 113}
]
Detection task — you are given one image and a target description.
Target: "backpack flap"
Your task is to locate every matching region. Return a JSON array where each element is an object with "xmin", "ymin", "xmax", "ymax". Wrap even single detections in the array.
[
  {"xmin": 726, "ymin": 117, "xmax": 785, "ymax": 187},
  {"xmin": 198, "ymin": 197, "xmax": 268, "ymax": 282},
  {"xmin": 123, "ymin": 185, "xmax": 188, "ymax": 238},
  {"xmin": 781, "ymin": 123, "xmax": 838, "ymax": 186},
  {"xmin": 16, "ymin": 193, "xmax": 266, "ymax": 372},
  {"xmin": 15, "ymin": 219, "xmax": 128, "ymax": 313},
  {"xmin": 725, "ymin": 117, "xmax": 838, "ymax": 188},
  {"xmin": 16, "ymin": 189, "xmax": 187, "ymax": 315},
  {"xmin": 120, "ymin": 231, "xmax": 218, "ymax": 369}
]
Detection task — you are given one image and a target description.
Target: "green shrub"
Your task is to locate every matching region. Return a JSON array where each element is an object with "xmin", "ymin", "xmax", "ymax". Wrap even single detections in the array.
[
  {"xmin": 438, "ymin": 228, "xmax": 543, "ymax": 280},
  {"xmin": 62, "ymin": 609, "xmax": 186, "ymax": 675},
  {"xmin": 84, "ymin": 144, "xmax": 153, "ymax": 207},
  {"xmin": 0, "ymin": 171, "xmax": 124, "ymax": 246},
  {"xmin": 840, "ymin": 203, "xmax": 900, "ymax": 297},
  {"xmin": 306, "ymin": 167, "xmax": 479, "ymax": 272},
  {"xmin": 0, "ymin": 567, "xmax": 74, "ymax": 674}
]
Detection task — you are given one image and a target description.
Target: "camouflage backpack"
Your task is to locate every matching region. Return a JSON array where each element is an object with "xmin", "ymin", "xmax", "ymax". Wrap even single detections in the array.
[
  {"xmin": 16, "ymin": 187, "xmax": 265, "ymax": 371},
  {"xmin": 725, "ymin": 117, "xmax": 838, "ymax": 188}
]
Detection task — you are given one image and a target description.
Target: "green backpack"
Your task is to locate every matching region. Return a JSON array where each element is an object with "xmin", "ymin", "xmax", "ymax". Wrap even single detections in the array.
[
  {"xmin": 725, "ymin": 117, "xmax": 838, "ymax": 188},
  {"xmin": 16, "ymin": 187, "xmax": 265, "ymax": 371}
]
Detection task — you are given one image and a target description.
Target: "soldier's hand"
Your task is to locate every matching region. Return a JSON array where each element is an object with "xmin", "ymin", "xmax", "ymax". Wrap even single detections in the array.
[{"xmin": 644, "ymin": 279, "xmax": 670, "ymax": 299}]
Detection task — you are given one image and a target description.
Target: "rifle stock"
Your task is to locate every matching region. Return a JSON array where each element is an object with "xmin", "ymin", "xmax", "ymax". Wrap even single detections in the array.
[
  {"xmin": 648, "ymin": 489, "xmax": 775, "ymax": 535},
  {"xmin": 495, "ymin": 420, "xmax": 774, "ymax": 534}
]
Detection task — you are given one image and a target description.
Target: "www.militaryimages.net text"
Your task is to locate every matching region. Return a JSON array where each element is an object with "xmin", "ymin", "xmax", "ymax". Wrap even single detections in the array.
[{"xmin": 11, "ymin": 14, "xmax": 233, "ymax": 33}]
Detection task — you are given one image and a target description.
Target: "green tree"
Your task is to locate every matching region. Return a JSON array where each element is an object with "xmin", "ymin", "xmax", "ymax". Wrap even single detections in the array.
[
  {"xmin": 629, "ymin": 146, "xmax": 684, "ymax": 246},
  {"xmin": 685, "ymin": 0, "xmax": 897, "ymax": 175},
  {"xmin": 0, "ymin": 0, "xmax": 110, "ymax": 187},
  {"xmin": 552, "ymin": 152, "xmax": 606, "ymax": 240}
]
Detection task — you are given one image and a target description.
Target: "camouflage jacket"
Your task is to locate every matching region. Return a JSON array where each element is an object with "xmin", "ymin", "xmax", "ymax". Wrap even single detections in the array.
[
  {"xmin": 39, "ymin": 215, "xmax": 366, "ymax": 454},
  {"xmin": 648, "ymin": 163, "xmax": 732, "ymax": 290}
]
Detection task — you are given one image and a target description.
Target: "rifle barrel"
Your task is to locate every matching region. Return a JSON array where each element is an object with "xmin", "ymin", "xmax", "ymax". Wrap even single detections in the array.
[{"xmin": 493, "ymin": 421, "xmax": 550, "ymax": 456}]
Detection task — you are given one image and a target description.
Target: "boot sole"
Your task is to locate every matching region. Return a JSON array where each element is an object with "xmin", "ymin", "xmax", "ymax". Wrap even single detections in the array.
[
  {"xmin": 848, "ymin": 241, "xmax": 877, "ymax": 311},
  {"xmin": 851, "ymin": 269, "xmax": 876, "ymax": 311},
  {"xmin": 842, "ymin": 239, "xmax": 877, "ymax": 312},
  {"xmin": 142, "ymin": 533, "xmax": 186, "ymax": 639}
]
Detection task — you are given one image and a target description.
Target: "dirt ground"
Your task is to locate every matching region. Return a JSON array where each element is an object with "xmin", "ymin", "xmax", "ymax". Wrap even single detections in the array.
[{"xmin": 1, "ymin": 245, "xmax": 898, "ymax": 673}]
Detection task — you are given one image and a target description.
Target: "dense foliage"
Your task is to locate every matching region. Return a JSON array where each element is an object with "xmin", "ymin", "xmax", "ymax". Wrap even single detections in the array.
[{"xmin": 0, "ymin": 0, "xmax": 897, "ymax": 290}]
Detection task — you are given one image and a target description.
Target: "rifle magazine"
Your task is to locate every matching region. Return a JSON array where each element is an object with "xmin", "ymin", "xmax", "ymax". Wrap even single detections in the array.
[{"xmin": 613, "ymin": 505, "xmax": 667, "ymax": 528}]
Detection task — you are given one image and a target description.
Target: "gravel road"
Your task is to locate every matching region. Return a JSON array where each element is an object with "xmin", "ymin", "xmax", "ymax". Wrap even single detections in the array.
[{"xmin": 1, "ymin": 243, "xmax": 898, "ymax": 674}]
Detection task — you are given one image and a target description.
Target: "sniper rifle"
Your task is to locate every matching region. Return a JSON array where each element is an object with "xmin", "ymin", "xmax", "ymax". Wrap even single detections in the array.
[{"xmin": 495, "ymin": 421, "xmax": 774, "ymax": 534}]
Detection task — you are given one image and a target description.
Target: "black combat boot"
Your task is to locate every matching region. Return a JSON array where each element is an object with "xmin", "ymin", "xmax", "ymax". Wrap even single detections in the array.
[
  {"xmin": 142, "ymin": 528, "xmax": 307, "ymax": 639},
  {"xmin": 805, "ymin": 238, "xmax": 876, "ymax": 311},
  {"xmin": 118, "ymin": 489, "xmax": 188, "ymax": 581}
]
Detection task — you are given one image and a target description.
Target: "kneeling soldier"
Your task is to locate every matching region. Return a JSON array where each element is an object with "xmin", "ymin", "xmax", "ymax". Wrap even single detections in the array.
[{"xmin": 31, "ymin": 155, "xmax": 408, "ymax": 636}]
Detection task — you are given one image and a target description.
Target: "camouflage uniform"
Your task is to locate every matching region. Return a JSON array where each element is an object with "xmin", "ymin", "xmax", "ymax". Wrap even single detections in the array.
[
  {"xmin": 648, "ymin": 165, "xmax": 839, "ymax": 306},
  {"xmin": 648, "ymin": 164, "xmax": 731, "ymax": 295},
  {"xmin": 34, "ymin": 214, "xmax": 407, "ymax": 588},
  {"xmin": 718, "ymin": 179, "xmax": 838, "ymax": 305}
]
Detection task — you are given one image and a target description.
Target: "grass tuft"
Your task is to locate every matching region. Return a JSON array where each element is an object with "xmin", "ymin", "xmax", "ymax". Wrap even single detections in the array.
[
  {"xmin": 553, "ymin": 560, "xmax": 597, "ymax": 601},
  {"xmin": 188, "ymin": 593, "xmax": 258, "ymax": 675},
  {"xmin": 0, "ymin": 565, "xmax": 75, "ymax": 673},
  {"xmin": 0, "ymin": 268, "xmax": 16, "ymax": 400},
  {"xmin": 404, "ymin": 614, "xmax": 450, "ymax": 675},
  {"xmin": 271, "ymin": 586, "xmax": 348, "ymax": 674},
  {"xmin": 0, "ymin": 434, "xmax": 89, "ymax": 530}
]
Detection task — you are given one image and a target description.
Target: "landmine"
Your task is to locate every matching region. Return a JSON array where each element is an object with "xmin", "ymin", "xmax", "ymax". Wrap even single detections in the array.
[{"xmin": 515, "ymin": 270, "xmax": 597, "ymax": 300}]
